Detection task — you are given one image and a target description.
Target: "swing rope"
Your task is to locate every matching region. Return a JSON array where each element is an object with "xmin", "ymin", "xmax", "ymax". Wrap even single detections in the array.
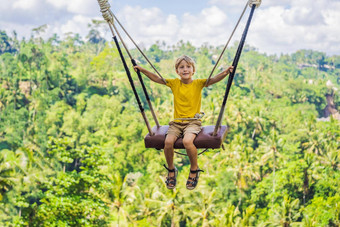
[
  {"xmin": 110, "ymin": 22, "xmax": 161, "ymax": 128},
  {"xmin": 98, "ymin": 0, "xmax": 160, "ymax": 132},
  {"xmin": 96, "ymin": 0, "xmax": 261, "ymax": 153},
  {"xmin": 98, "ymin": 0, "xmax": 155, "ymax": 135},
  {"xmin": 213, "ymin": 3, "xmax": 258, "ymax": 136},
  {"xmin": 109, "ymin": 23, "xmax": 154, "ymax": 135}
]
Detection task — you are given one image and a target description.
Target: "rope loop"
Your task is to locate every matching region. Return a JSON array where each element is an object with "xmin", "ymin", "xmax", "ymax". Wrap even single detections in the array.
[
  {"xmin": 248, "ymin": 0, "xmax": 261, "ymax": 8},
  {"xmin": 97, "ymin": 0, "xmax": 114, "ymax": 23}
]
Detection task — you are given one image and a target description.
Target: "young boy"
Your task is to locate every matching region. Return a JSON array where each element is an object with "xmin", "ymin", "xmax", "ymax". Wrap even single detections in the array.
[{"xmin": 134, "ymin": 55, "xmax": 233, "ymax": 190}]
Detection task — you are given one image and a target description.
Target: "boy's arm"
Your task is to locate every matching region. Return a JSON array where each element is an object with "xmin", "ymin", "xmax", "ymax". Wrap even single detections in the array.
[
  {"xmin": 205, "ymin": 66, "xmax": 234, "ymax": 87},
  {"xmin": 134, "ymin": 65, "xmax": 166, "ymax": 85}
]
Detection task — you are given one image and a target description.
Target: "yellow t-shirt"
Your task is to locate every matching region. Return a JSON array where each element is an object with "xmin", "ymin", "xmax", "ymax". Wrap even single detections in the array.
[{"xmin": 166, "ymin": 78, "xmax": 207, "ymax": 120}]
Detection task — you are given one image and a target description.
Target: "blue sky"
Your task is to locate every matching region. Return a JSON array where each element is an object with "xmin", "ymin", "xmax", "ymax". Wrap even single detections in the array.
[{"xmin": 1, "ymin": 0, "xmax": 340, "ymax": 55}]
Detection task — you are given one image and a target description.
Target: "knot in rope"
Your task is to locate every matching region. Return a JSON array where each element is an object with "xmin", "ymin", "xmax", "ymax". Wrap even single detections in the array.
[
  {"xmin": 248, "ymin": 0, "xmax": 261, "ymax": 8},
  {"xmin": 97, "ymin": 0, "xmax": 114, "ymax": 23}
]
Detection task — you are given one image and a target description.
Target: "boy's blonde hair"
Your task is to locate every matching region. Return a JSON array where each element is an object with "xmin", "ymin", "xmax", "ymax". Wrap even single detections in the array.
[{"xmin": 175, "ymin": 55, "xmax": 196, "ymax": 73}]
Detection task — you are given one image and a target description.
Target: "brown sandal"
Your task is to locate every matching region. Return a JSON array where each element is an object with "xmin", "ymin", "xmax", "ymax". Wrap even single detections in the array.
[
  {"xmin": 186, "ymin": 167, "xmax": 204, "ymax": 190},
  {"xmin": 164, "ymin": 164, "xmax": 178, "ymax": 189}
]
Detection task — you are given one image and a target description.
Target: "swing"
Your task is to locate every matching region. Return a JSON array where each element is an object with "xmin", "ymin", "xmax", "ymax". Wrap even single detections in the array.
[
  {"xmin": 96, "ymin": 0, "xmax": 261, "ymax": 154},
  {"xmin": 144, "ymin": 125, "xmax": 229, "ymax": 150}
]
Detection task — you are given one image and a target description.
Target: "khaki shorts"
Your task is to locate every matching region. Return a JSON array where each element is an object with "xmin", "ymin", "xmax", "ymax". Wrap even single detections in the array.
[{"xmin": 167, "ymin": 120, "xmax": 202, "ymax": 138}]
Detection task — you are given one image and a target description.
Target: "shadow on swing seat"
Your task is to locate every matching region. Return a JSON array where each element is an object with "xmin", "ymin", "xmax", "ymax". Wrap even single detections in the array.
[{"xmin": 144, "ymin": 125, "xmax": 229, "ymax": 150}]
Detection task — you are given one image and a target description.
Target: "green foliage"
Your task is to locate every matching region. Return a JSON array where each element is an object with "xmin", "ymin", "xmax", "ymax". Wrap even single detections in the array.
[
  {"xmin": 19, "ymin": 138, "xmax": 111, "ymax": 226},
  {"xmin": 303, "ymin": 195, "xmax": 340, "ymax": 226},
  {"xmin": 0, "ymin": 29, "xmax": 339, "ymax": 226}
]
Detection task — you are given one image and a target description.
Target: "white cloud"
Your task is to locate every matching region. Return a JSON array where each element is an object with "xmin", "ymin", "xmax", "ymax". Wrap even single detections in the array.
[
  {"xmin": 208, "ymin": 0, "xmax": 245, "ymax": 8},
  {"xmin": 59, "ymin": 15, "xmax": 93, "ymax": 37},
  {"xmin": 115, "ymin": 6, "xmax": 180, "ymax": 46},
  {"xmin": 256, "ymin": 0, "xmax": 291, "ymax": 7},
  {"xmin": 179, "ymin": 6, "xmax": 233, "ymax": 46},
  {"xmin": 0, "ymin": 20, "xmax": 33, "ymax": 38},
  {"xmin": 12, "ymin": 0, "xmax": 40, "ymax": 10},
  {"xmin": 248, "ymin": 1, "xmax": 340, "ymax": 54},
  {"xmin": 202, "ymin": 6, "xmax": 228, "ymax": 26},
  {"xmin": 284, "ymin": 7, "xmax": 325, "ymax": 26},
  {"xmin": 113, "ymin": 6, "xmax": 233, "ymax": 49},
  {"xmin": 46, "ymin": 0, "xmax": 98, "ymax": 15}
]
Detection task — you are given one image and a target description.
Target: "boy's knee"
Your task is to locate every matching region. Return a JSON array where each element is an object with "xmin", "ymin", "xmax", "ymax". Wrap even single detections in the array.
[
  {"xmin": 183, "ymin": 138, "xmax": 194, "ymax": 148},
  {"xmin": 164, "ymin": 134, "xmax": 177, "ymax": 149},
  {"xmin": 164, "ymin": 138, "xmax": 175, "ymax": 148}
]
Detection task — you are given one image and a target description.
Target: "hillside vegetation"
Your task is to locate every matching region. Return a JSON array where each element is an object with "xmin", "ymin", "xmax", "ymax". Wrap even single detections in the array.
[{"xmin": 0, "ymin": 28, "xmax": 340, "ymax": 226}]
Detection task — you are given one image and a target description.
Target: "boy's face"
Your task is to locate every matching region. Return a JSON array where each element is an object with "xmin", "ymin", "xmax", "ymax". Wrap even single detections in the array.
[{"xmin": 176, "ymin": 60, "xmax": 195, "ymax": 81}]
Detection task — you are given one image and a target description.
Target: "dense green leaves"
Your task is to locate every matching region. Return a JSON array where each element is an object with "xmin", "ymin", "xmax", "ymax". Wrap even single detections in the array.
[{"xmin": 0, "ymin": 29, "xmax": 339, "ymax": 226}]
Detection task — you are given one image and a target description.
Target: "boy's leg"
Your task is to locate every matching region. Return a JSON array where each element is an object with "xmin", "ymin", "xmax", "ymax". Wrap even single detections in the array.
[
  {"xmin": 164, "ymin": 122, "xmax": 182, "ymax": 189},
  {"xmin": 183, "ymin": 133, "xmax": 204, "ymax": 189},
  {"xmin": 183, "ymin": 121, "xmax": 202, "ymax": 187},
  {"xmin": 164, "ymin": 134, "xmax": 178, "ymax": 175},
  {"xmin": 183, "ymin": 133, "xmax": 198, "ymax": 177}
]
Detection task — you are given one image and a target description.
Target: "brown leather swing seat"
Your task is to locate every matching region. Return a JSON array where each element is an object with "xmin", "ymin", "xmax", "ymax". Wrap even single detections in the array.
[{"xmin": 144, "ymin": 125, "xmax": 229, "ymax": 150}]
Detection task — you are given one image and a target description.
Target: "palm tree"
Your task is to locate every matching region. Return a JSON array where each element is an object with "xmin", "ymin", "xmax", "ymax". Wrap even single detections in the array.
[
  {"xmin": 240, "ymin": 204, "xmax": 256, "ymax": 227},
  {"xmin": 257, "ymin": 127, "xmax": 284, "ymax": 204},
  {"xmin": 190, "ymin": 189, "xmax": 218, "ymax": 227},
  {"xmin": 270, "ymin": 196, "xmax": 301, "ymax": 226},
  {"xmin": 0, "ymin": 154, "xmax": 15, "ymax": 200},
  {"xmin": 143, "ymin": 176, "xmax": 183, "ymax": 227},
  {"xmin": 106, "ymin": 173, "xmax": 133, "ymax": 226},
  {"xmin": 318, "ymin": 143, "xmax": 340, "ymax": 171},
  {"xmin": 217, "ymin": 202, "xmax": 241, "ymax": 227},
  {"xmin": 226, "ymin": 161, "xmax": 260, "ymax": 209},
  {"xmin": 301, "ymin": 132, "xmax": 324, "ymax": 156}
]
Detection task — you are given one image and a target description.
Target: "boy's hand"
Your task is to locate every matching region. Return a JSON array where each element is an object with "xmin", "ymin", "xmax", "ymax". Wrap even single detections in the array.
[
  {"xmin": 225, "ymin": 66, "xmax": 234, "ymax": 75},
  {"xmin": 133, "ymin": 65, "xmax": 142, "ymax": 72}
]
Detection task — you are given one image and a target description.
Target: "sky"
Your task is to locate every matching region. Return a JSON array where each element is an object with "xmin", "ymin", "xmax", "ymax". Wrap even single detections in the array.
[{"xmin": 1, "ymin": 0, "xmax": 340, "ymax": 56}]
